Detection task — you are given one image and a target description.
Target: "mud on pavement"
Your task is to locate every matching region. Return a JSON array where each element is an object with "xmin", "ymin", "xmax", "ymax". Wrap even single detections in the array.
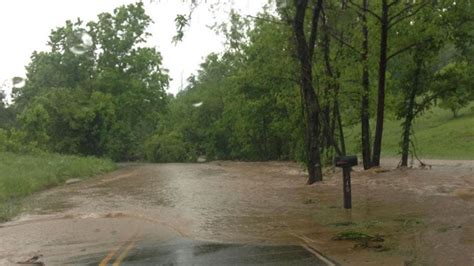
[{"xmin": 0, "ymin": 160, "xmax": 473, "ymax": 265}]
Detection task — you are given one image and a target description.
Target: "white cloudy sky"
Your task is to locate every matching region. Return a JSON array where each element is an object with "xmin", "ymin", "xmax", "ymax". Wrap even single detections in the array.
[{"xmin": 0, "ymin": 0, "xmax": 266, "ymax": 98}]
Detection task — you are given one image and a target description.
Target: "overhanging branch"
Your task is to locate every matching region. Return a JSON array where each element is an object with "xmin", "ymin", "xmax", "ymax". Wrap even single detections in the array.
[
  {"xmin": 388, "ymin": 2, "xmax": 430, "ymax": 29},
  {"xmin": 327, "ymin": 27, "xmax": 362, "ymax": 55},
  {"xmin": 387, "ymin": 37, "xmax": 432, "ymax": 61},
  {"xmin": 347, "ymin": 0, "xmax": 382, "ymax": 22}
]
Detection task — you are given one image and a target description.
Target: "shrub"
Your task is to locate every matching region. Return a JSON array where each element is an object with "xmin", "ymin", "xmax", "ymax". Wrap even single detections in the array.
[{"xmin": 144, "ymin": 132, "xmax": 194, "ymax": 162}]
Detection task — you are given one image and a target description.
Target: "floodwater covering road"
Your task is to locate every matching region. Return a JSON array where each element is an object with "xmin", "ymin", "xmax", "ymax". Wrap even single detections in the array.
[{"xmin": 0, "ymin": 160, "xmax": 473, "ymax": 265}]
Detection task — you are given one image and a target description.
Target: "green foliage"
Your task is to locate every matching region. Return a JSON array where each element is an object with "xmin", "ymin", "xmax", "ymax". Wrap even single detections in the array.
[
  {"xmin": 144, "ymin": 132, "xmax": 193, "ymax": 163},
  {"xmin": 17, "ymin": 104, "xmax": 50, "ymax": 149},
  {"xmin": 432, "ymin": 62, "xmax": 473, "ymax": 117},
  {"xmin": 0, "ymin": 152, "xmax": 116, "ymax": 221},
  {"xmin": 0, "ymin": 129, "xmax": 7, "ymax": 152},
  {"xmin": 4, "ymin": 1, "xmax": 473, "ymax": 165},
  {"xmin": 156, "ymin": 14, "xmax": 307, "ymax": 162},
  {"xmin": 332, "ymin": 231, "xmax": 373, "ymax": 241},
  {"xmin": 12, "ymin": 3, "xmax": 169, "ymax": 161},
  {"xmin": 0, "ymin": 128, "xmax": 40, "ymax": 154},
  {"xmin": 0, "ymin": 90, "xmax": 15, "ymax": 130}
]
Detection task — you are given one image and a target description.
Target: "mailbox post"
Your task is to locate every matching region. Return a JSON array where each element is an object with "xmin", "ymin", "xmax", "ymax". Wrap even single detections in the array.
[{"xmin": 335, "ymin": 155, "xmax": 358, "ymax": 209}]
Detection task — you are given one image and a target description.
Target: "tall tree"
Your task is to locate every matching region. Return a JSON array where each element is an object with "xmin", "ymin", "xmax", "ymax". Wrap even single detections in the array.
[
  {"xmin": 292, "ymin": 0, "xmax": 325, "ymax": 184},
  {"xmin": 360, "ymin": 0, "xmax": 371, "ymax": 169},
  {"xmin": 348, "ymin": 0, "xmax": 431, "ymax": 166}
]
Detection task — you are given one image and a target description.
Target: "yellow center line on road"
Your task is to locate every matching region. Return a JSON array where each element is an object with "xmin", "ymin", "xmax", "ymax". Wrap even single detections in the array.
[
  {"xmin": 98, "ymin": 243, "xmax": 124, "ymax": 266},
  {"xmin": 99, "ymin": 225, "xmax": 142, "ymax": 266},
  {"xmin": 112, "ymin": 239, "xmax": 137, "ymax": 266}
]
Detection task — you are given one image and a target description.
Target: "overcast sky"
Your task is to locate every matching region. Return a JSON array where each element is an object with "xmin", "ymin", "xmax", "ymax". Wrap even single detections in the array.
[{"xmin": 0, "ymin": 0, "xmax": 266, "ymax": 98}]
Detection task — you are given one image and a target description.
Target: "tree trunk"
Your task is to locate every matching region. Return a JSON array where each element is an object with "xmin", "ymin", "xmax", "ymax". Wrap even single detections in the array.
[
  {"xmin": 293, "ymin": 0, "xmax": 324, "ymax": 184},
  {"xmin": 400, "ymin": 107, "xmax": 414, "ymax": 167},
  {"xmin": 321, "ymin": 11, "xmax": 343, "ymax": 157},
  {"xmin": 335, "ymin": 98, "xmax": 346, "ymax": 155},
  {"xmin": 372, "ymin": 0, "xmax": 389, "ymax": 167},
  {"xmin": 360, "ymin": 0, "xmax": 371, "ymax": 169},
  {"xmin": 400, "ymin": 83, "xmax": 417, "ymax": 167},
  {"xmin": 401, "ymin": 58, "xmax": 422, "ymax": 167}
]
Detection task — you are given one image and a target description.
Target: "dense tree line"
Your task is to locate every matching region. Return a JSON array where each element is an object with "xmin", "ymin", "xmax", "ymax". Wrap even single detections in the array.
[
  {"xmin": 0, "ymin": 1, "xmax": 473, "ymax": 183},
  {"xmin": 1, "ymin": 3, "xmax": 168, "ymax": 160},
  {"xmin": 163, "ymin": 0, "xmax": 473, "ymax": 180}
]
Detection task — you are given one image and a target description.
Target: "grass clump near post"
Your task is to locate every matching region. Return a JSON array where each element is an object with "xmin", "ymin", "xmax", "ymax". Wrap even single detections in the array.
[
  {"xmin": 0, "ymin": 152, "xmax": 116, "ymax": 222},
  {"xmin": 333, "ymin": 230, "xmax": 387, "ymax": 251}
]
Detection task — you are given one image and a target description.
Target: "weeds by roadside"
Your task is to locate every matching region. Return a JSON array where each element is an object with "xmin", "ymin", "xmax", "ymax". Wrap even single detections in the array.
[{"xmin": 0, "ymin": 152, "xmax": 116, "ymax": 222}]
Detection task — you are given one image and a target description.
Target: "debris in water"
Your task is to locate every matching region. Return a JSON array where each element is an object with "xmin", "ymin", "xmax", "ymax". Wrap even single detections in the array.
[
  {"xmin": 17, "ymin": 254, "xmax": 44, "ymax": 265},
  {"xmin": 65, "ymin": 178, "xmax": 82, "ymax": 185}
]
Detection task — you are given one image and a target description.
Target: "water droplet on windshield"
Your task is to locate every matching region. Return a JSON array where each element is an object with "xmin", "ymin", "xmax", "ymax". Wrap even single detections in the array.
[
  {"xmin": 70, "ymin": 30, "xmax": 93, "ymax": 55},
  {"xmin": 193, "ymin": 102, "xmax": 203, "ymax": 107},
  {"xmin": 12, "ymin": 77, "xmax": 25, "ymax": 89},
  {"xmin": 81, "ymin": 32, "xmax": 93, "ymax": 47},
  {"xmin": 70, "ymin": 45, "xmax": 87, "ymax": 55}
]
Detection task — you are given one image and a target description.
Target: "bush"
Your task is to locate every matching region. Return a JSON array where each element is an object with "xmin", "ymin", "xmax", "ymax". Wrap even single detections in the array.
[
  {"xmin": 144, "ymin": 132, "xmax": 194, "ymax": 163},
  {"xmin": 0, "ymin": 129, "xmax": 7, "ymax": 152},
  {"xmin": 0, "ymin": 128, "xmax": 42, "ymax": 154}
]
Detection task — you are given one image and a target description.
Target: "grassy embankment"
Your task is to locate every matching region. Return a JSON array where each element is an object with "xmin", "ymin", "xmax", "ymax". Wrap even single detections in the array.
[
  {"xmin": 345, "ymin": 105, "xmax": 474, "ymax": 160},
  {"xmin": 0, "ymin": 152, "xmax": 116, "ymax": 221}
]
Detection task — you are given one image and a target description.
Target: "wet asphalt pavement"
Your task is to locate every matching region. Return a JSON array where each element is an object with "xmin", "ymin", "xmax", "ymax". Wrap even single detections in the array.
[
  {"xmin": 70, "ymin": 239, "xmax": 330, "ymax": 265},
  {"xmin": 1, "ymin": 215, "xmax": 333, "ymax": 265}
]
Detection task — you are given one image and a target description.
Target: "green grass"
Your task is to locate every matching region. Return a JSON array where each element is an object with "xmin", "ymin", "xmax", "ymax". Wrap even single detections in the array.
[
  {"xmin": 332, "ymin": 230, "xmax": 374, "ymax": 241},
  {"xmin": 345, "ymin": 105, "xmax": 474, "ymax": 160},
  {"xmin": 0, "ymin": 152, "xmax": 116, "ymax": 221}
]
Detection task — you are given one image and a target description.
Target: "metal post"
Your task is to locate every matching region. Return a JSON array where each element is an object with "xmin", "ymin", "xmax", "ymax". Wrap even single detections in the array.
[{"xmin": 342, "ymin": 167, "xmax": 352, "ymax": 209}]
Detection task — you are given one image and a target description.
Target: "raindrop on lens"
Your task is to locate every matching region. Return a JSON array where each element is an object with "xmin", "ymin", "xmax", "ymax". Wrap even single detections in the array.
[
  {"xmin": 193, "ymin": 102, "xmax": 203, "ymax": 107},
  {"xmin": 70, "ymin": 45, "xmax": 87, "ymax": 55},
  {"xmin": 70, "ymin": 30, "xmax": 92, "ymax": 55},
  {"xmin": 81, "ymin": 32, "xmax": 93, "ymax": 47},
  {"xmin": 12, "ymin": 77, "xmax": 25, "ymax": 89}
]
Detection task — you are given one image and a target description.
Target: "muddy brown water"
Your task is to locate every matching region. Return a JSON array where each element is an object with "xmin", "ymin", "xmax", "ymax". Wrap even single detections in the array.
[{"xmin": 0, "ymin": 160, "xmax": 473, "ymax": 265}]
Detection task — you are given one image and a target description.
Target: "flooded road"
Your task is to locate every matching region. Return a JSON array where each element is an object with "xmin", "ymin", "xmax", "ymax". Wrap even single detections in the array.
[{"xmin": 0, "ymin": 160, "xmax": 473, "ymax": 265}]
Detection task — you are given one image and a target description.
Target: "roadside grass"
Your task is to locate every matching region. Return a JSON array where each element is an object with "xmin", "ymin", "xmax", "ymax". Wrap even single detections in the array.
[
  {"xmin": 0, "ymin": 152, "xmax": 116, "ymax": 221},
  {"xmin": 345, "ymin": 105, "xmax": 474, "ymax": 160}
]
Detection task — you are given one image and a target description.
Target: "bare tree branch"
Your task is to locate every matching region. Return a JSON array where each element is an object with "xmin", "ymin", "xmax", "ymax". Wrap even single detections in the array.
[
  {"xmin": 387, "ymin": 37, "xmax": 432, "ymax": 62},
  {"xmin": 388, "ymin": 2, "xmax": 430, "ymax": 29},
  {"xmin": 347, "ymin": 0, "xmax": 382, "ymax": 21},
  {"xmin": 388, "ymin": 0, "xmax": 401, "ymax": 8},
  {"xmin": 327, "ymin": 27, "xmax": 362, "ymax": 55},
  {"xmin": 414, "ymin": 92, "xmax": 442, "ymax": 116}
]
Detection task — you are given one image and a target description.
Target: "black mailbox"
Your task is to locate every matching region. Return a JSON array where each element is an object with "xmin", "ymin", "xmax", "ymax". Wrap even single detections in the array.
[
  {"xmin": 335, "ymin": 156, "xmax": 358, "ymax": 168},
  {"xmin": 334, "ymin": 155, "xmax": 358, "ymax": 209}
]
